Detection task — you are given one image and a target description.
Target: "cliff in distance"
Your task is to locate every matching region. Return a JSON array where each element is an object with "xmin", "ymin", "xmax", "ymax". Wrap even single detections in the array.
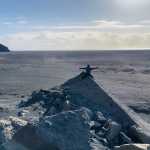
[{"xmin": 0, "ymin": 44, "xmax": 10, "ymax": 52}]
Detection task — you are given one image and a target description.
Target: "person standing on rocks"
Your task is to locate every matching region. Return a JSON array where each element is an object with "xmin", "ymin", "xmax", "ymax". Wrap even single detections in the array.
[{"xmin": 80, "ymin": 64, "xmax": 98, "ymax": 78}]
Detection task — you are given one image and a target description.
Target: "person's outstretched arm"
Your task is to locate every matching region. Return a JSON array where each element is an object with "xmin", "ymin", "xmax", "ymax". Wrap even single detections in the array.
[
  {"xmin": 91, "ymin": 67, "xmax": 99, "ymax": 70},
  {"xmin": 80, "ymin": 67, "xmax": 86, "ymax": 69}
]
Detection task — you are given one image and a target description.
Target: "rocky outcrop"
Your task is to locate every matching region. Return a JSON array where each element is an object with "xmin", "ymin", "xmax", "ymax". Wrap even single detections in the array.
[
  {"xmin": 2, "ymin": 108, "xmax": 107, "ymax": 150},
  {"xmin": 0, "ymin": 44, "xmax": 10, "ymax": 52},
  {"xmin": 19, "ymin": 73, "xmax": 135, "ymax": 129},
  {"xmin": 1, "ymin": 73, "xmax": 150, "ymax": 149},
  {"xmin": 0, "ymin": 117, "xmax": 27, "ymax": 145}
]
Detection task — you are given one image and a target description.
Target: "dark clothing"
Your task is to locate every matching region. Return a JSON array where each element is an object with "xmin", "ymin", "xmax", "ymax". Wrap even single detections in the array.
[{"xmin": 80, "ymin": 64, "xmax": 98, "ymax": 78}]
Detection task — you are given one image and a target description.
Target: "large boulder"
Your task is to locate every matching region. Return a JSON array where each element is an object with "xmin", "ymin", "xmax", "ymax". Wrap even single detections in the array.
[
  {"xmin": 2, "ymin": 108, "xmax": 105, "ymax": 150},
  {"xmin": 106, "ymin": 120, "xmax": 121, "ymax": 141},
  {"xmin": 35, "ymin": 108, "xmax": 91, "ymax": 150},
  {"xmin": 0, "ymin": 141, "xmax": 27, "ymax": 150},
  {"xmin": 129, "ymin": 125, "xmax": 150, "ymax": 144}
]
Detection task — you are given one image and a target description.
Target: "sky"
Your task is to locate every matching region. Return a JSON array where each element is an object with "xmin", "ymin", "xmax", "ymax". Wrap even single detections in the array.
[{"xmin": 0, "ymin": 0, "xmax": 150, "ymax": 50}]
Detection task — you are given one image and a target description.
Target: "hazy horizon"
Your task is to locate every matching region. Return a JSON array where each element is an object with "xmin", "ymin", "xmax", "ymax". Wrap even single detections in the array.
[
  {"xmin": 10, "ymin": 48, "xmax": 150, "ymax": 52},
  {"xmin": 0, "ymin": 0, "xmax": 150, "ymax": 50}
]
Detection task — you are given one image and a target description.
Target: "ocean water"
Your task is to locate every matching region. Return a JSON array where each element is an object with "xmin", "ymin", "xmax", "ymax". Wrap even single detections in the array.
[{"xmin": 0, "ymin": 50, "xmax": 150, "ymax": 122}]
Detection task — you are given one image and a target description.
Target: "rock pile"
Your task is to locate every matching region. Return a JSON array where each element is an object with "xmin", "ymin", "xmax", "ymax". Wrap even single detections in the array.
[
  {"xmin": 16, "ymin": 88, "xmax": 133, "ymax": 149},
  {"xmin": 0, "ymin": 73, "xmax": 149, "ymax": 150}
]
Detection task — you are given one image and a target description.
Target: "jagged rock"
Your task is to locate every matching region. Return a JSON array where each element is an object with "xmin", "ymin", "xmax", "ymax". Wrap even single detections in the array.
[
  {"xmin": 79, "ymin": 107, "xmax": 93, "ymax": 123},
  {"xmin": 90, "ymin": 121, "xmax": 102, "ymax": 133},
  {"xmin": 95, "ymin": 111, "xmax": 107, "ymax": 124},
  {"xmin": 8, "ymin": 117, "xmax": 27, "ymax": 130},
  {"xmin": 36, "ymin": 108, "xmax": 92, "ymax": 150},
  {"xmin": 17, "ymin": 110, "xmax": 29, "ymax": 117},
  {"xmin": 90, "ymin": 138, "xmax": 109, "ymax": 150},
  {"xmin": 119, "ymin": 132, "xmax": 132, "ymax": 144},
  {"xmin": 129, "ymin": 104, "xmax": 150, "ymax": 114},
  {"xmin": 129, "ymin": 125, "xmax": 150, "ymax": 144},
  {"xmin": 0, "ymin": 117, "xmax": 27, "ymax": 145},
  {"xmin": 18, "ymin": 88, "xmax": 68, "ymax": 116},
  {"xmin": 63, "ymin": 100, "xmax": 71, "ymax": 111},
  {"xmin": 105, "ymin": 120, "xmax": 121, "ymax": 142},
  {"xmin": 1, "ymin": 141, "xmax": 27, "ymax": 150},
  {"xmin": 45, "ymin": 106, "xmax": 57, "ymax": 116},
  {"xmin": 15, "ymin": 73, "xmax": 150, "ymax": 149},
  {"xmin": 114, "ymin": 144, "xmax": 150, "ymax": 150},
  {"xmin": 0, "ymin": 119, "xmax": 13, "ymax": 144},
  {"xmin": 2, "ymin": 108, "xmax": 106, "ymax": 150}
]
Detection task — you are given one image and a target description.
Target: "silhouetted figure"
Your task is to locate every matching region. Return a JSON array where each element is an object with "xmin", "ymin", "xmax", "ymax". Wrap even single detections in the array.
[{"xmin": 80, "ymin": 64, "xmax": 98, "ymax": 79}]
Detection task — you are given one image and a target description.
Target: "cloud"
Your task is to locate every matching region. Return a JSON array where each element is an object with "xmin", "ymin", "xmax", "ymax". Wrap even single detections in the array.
[
  {"xmin": 3, "ymin": 22, "xmax": 14, "ymax": 25},
  {"xmin": 30, "ymin": 20, "xmax": 150, "ymax": 35},
  {"xmin": 16, "ymin": 20, "xmax": 28, "ymax": 25},
  {"xmin": 2, "ymin": 18, "xmax": 28, "ymax": 26},
  {"xmin": 0, "ymin": 20, "xmax": 150, "ymax": 50}
]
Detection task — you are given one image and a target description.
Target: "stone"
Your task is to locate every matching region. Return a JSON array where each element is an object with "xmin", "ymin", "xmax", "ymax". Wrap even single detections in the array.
[
  {"xmin": 130, "ymin": 125, "xmax": 150, "ymax": 144},
  {"xmin": 0, "ymin": 117, "xmax": 27, "ymax": 145},
  {"xmin": 8, "ymin": 116, "xmax": 27, "ymax": 130},
  {"xmin": 7, "ymin": 108, "xmax": 97, "ymax": 150},
  {"xmin": 17, "ymin": 110, "xmax": 29, "ymax": 117},
  {"xmin": 95, "ymin": 111, "xmax": 107, "ymax": 124},
  {"xmin": 45, "ymin": 106, "xmax": 57, "ymax": 116},
  {"xmin": 0, "ymin": 119, "xmax": 13, "ymax": 144},
  {"xmin": 1, "ymin": 141, "xmax": 28, "ymax": 150},
  {"xmin": 90, "ymin": 121, "xmax": 102, "ymax": 133},
  {"xmin": 119, "ymin": 132, "xmax": 132, "ymax": 144},
  {"xmin": 105, "ymin": 120, "xmax": 121, "ymax": 141},
  {"xmin": 90, "ymin": 138, "xmax": 109, "ymax": 150},
  {"xmin": 63, "ymin": 100, "xmax": 71, "ymax": 111}
]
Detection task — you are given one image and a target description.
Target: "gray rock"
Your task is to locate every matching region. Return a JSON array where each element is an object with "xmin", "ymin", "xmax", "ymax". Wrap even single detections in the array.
[
  {"xmin": 45, "ymin": 106, "xmax": 57, "ymax": 116},
  {"xmin": 90, "ymin": 121, "xmax": 102, "ymax": 133},
  {"xmin": 106, "ymin": 120, "xmax": 121, "ymax": 141},
  {"xmin": 0, "ymin": 119, "xmax": 13, "ymax": 144},
  {"xmin": 90, "ymin": 138, "xmax": 109, "ymax": 150},
  {"xmin": 1, "ymin": 141, "xmax": 27, "ymax": 150},
  {"xmin": 119, "ymin": 132, "xmax": 132, "ymax": 144},
  {"xmin": 8, "ymin": 117, "xmax": 27, "ymax": 131},
  {"xmin": 95, "ymin": 111, "xmax": 107, "ymax": 124},
  {"xmin": 130, "ymin": 125, "xmax": 150, "ymax": 144},
  {"xmin": 36, "ymin": 109, "xmax": 91, "ymax": 150},
  {"xmin": 4, "ymin": 108, "xmax": 105, "ymax": 150},
  {"xmin": 17, "ymin": 110, "xmax": 29, "ymax": 117},
  {"xmin": 0, "ymin": 117, "xmax": 27, "ymax": 145}
]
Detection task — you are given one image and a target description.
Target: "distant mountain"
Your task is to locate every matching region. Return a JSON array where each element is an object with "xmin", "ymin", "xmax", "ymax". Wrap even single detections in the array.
[{"xmin": 0, "ymin": 44, "xmax": 10, "ymax": 52}]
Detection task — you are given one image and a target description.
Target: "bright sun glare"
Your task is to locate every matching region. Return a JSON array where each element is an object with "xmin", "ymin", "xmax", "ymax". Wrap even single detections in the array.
[{"xmin": 115, "ymin": 0, "xmax": 149, "ymax": 8}]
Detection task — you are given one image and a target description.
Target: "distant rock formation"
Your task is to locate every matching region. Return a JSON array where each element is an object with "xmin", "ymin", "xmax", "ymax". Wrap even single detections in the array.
[{"xmin": 0, "ymin": 44, "xmax": 10, "ymax": 52}]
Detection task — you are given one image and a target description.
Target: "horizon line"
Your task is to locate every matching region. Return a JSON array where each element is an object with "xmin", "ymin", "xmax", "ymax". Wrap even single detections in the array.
[{"xmin": 10, "ymin": 48, "xmax": 150, "ymax": 52}]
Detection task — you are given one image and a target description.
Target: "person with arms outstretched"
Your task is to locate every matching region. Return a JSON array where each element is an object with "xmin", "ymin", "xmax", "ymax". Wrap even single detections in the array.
[{"xmin": 80, "ymin": 64, "xmax": 98, "ymax": 78}]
